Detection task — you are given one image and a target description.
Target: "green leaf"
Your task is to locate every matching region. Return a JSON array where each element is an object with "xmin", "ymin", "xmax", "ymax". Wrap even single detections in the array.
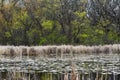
[
  {"xmin": 75, "ymin": 11, "xmax": 86, "ymax": 18},
  {"xmin": 39, "ymin": 37, "xmax": 47, "ymax": 45},
  {"xmin": 42, "ymin": 20, "xmax": 54, "ymax": 30},
  {"xmin": 5, "ymin": 32, "xmax": 11, "ymax": 38},
  {"xmin": 80, "ymin": 34, "xmax": 88, "ymax": 38},
  {"xmin": 95, "ymin": 29, "xmax": 104, "ymax": 34}
]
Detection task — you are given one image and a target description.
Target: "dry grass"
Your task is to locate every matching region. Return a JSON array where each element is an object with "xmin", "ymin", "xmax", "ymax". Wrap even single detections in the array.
[{"xmin": 0, "ymin": 44, "xmax": 120, "ymax": 56}]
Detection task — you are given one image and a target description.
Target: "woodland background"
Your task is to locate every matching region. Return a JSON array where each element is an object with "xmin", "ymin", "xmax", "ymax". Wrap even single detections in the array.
[{"xmin": 0, "ymin": 0, "xmax": 120, "ymax": 45}]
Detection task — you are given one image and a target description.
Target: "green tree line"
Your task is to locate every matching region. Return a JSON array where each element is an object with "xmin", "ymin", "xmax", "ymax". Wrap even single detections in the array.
[{"xmin": 0, "ymin": 0, "xmax": 119, "ymax": 45}]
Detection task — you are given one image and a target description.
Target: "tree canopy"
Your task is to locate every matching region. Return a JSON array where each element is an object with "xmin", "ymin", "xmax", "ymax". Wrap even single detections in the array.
[{"xmin": 0, "ymin": 0, "xmax": 119, "ymax": 45}]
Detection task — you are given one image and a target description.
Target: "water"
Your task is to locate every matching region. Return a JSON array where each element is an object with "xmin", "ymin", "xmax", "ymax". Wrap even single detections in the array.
[{"xmin": 0, "ymin": 45, "xmax": 120, "ymax": 80}]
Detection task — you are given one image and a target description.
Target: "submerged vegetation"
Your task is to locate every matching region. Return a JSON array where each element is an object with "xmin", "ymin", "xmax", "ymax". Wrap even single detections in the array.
[{"xmin": 0, "ymin": 0, "xmax": 120, "ymax": 45}]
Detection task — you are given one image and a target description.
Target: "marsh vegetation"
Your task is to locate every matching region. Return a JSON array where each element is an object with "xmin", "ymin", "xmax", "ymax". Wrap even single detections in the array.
[{"xmin": 0, "ymin": 45, "xmax": 120, "ymax": 80}]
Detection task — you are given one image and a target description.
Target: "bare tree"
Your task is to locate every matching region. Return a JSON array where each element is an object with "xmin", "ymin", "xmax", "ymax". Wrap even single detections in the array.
[{"xmin": 87, "ymin": 0, "xmax": 120, "ymax": 43}]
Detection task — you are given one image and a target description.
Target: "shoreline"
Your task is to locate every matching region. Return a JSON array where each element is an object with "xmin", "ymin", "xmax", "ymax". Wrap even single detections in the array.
[{"xmin": 0, "ymin": 44, "xmax": 120, "ymax": 56}]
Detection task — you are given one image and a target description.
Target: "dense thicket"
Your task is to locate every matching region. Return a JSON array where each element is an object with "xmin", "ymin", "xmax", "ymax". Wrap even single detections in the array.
[{"xmin": 0, "ymin": 0, "xmax": 119, "ymax": 45}]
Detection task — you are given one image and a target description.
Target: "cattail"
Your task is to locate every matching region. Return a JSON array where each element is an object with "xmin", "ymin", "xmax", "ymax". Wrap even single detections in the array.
[
  {"xmin": 64, "ymin": 73, "xmax": 68, "ymax": 80},
  {"xmin": 76, "ymin": 73, "xmax": 79, "ymax": 80},
  {"xmin": 71, "ymin": 63, "xmax": 77, "ymax": 80}
]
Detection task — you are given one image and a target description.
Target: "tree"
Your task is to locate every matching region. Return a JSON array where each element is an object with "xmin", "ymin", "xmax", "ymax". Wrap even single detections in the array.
[{"xmin": 87, "ymin": 0, "xmax": 120, "ymax": 43}]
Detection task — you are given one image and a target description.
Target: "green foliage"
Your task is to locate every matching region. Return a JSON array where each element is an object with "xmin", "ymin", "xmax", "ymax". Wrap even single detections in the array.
[
  {"xmin": 0, "ymin": 0, "xmax": 119, "ymax": 45},
  {"xmin": 80, "ymin": 34, "xmax": 88, "ymax": 38},
  {"xmin": 5, "ymin": 32, "xmax": 11, "ymax": 38},
  {"xmin": 27, "ymin": 28, "xmax": 41, "ymax": 44},
  {"xmin": 42, "ymin": 20, "xmax": 54, "ymax": 30},
  {"xmin": 75, "ymin": 11, "xmax": 86, "ymax": 18},
  {"xmin": 13, "ymin": 10, "xmax": 29, "ymax": 29},
  {"xmin": 95, "ymin": 29, "xmax": 104, "ymax": 35},
  {"xmin": 41, "ymin": 73, "xmax": 50, "ymax": 80},
  {"xmin": 39, "ymin": 37, "xmax": 47, "ymax": 45}
]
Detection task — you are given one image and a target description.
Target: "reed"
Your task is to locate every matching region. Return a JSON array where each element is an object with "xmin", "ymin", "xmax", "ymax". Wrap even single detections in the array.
[{"xmin": 0, "ymin": 44, "xmax": 120, "ymax": 56}]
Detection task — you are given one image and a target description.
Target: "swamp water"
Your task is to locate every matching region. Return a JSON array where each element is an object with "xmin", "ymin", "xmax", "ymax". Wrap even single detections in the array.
[{"xmin": 0, "ymin": 45, "xmax": 120, "ymax": 80}]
